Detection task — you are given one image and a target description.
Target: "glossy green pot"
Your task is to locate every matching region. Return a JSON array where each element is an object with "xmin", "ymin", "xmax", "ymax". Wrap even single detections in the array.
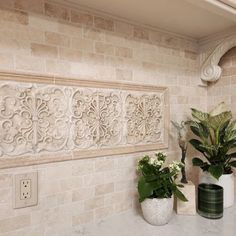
[{"xmin": 198, "ymin": 183, "xmax": 223, "ymax": 219}]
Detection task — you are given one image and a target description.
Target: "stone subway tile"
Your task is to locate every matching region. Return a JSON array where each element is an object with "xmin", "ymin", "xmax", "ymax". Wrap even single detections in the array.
[
  {"xmin": 94, "ymin": 16, "xmax": 114, "ymax": 31},
  {"xmin": 83, "ymin": 27, "xmax": 105, "ymax": 41},
  {"xmin": 46, "ymin": 59, "xmax": 71, "ymax": 75},
  {"xmin": 0, "ymin": 8, "xmax": 29, "ymax": 25},
  {"xmin": 71, "ymin": 37, "xmax": 94, "ymax": 52},
  {"xmin": 14, "ymin": 0, "xmax": 44, "ymax": 14},
  {"xmin": 95, "ymin": 158, "xmax": 114, "ymax": 172},
  {"xmin": 133, "ymin": 26, "xmax": 149, "ymax": 40},
  {"xmin": 59, "ymin": 47, "xmax": 83, "ymax": 62},
  {"xmin": 115, "ymin": 21, "xmax": 133, "ymax": 37},
  {"xmin": 115, "ymin": 68, "xmax": 133, "ymax": 81},
  {"xmin": 44, "ymin": 2, "xmax": 70, "ymax": 21},
  {"xmin": 115, "ymin": 46, "xmax": 133, "ymax": 58},
  {"xmin": 72, "ymin": 188, "xmax": 94, "ymax": 202},
  {"xmin": 15, "ymin": 55, "xmax": 45, "ymax": 72},
  {"xmin": 0, "ymin": 52, "xmax": 14, "ymax": 70},
  {"xmin": 84, "ymin": 196, "xmax": 104, "ymax": 210},
  {"xmin": 45, "ymin": 31, "xmax": 70, "ymax": 47},
  {"xmin": 72, "ymin": 211, "xmax": 94, "ymax": 226},
  {"xmin": 95, "ymin": 183, "xmax": 114, "ymax": 196},
  {"xmin": 95, "ymin": 42, "xmax": 115, "ymax": 55},
  {"xmin": 71, "ymin": 10, "xmax": 93, "ymax": 26},
  {"xmin": 31, "ymin": 43, "xmax": 58, "ymax": 59},
  {"xmin": 58, "ymin": 23, "xmax": 83, "ymax": 38},
  {"xmin": 95, "ymin": 205, "xmax": 114, "ymax": 220},
  {"xmin": 0, "ymin": 215, "xmax": 31, "ymax": 233}
]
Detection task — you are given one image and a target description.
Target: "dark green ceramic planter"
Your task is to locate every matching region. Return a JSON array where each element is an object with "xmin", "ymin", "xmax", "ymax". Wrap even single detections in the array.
[{"xmin": 198, "ymin": 183, "xmax": 223, "ymax": 219}]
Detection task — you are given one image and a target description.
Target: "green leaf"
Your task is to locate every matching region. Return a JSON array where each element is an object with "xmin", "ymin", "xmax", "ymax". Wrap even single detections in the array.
[
  {"xmin": 208, "ymin": 165, "xmax": 224, "ymax": 180},
  {"xmin": 229, "ymin": 161, "xmax": 236, "ymax": 168},
  {"xmin": 224, "ymin": 124, "xmax": 236, "ymax": 141},
  {"xmin": 177, "ymin": 184, "xmax": 184, "ymax": 188},
  {"xmin": 190, "ymin": 122, "xmax": 209, "ymax": 139},
  {"xmin": 144, "ymin": 175, "xmax": 158, "ymax": 182},
  {"xmin": 209, "ymin": 102, "xmax": 228, "ymax": 116},
  {"xmin": 192, "ymin": 157, "xmax": 204, "ymax": 166},
  {"xmin": 192, "ymin": 158, "xmax": 210, "ymax": 171},
  {"xmin": 191, "ymin": 108, "xmax": 209, "ymax": 122},
  {"xmin": 201, "ymin": 164, "xmax": 210, "ymax": 172},
  {"xmin": 189, "ymin": 139, "xmax": 207, "ymax": 153},
  {"xmin": 209, "ymin": 111, "xmax": 232, "ymax": 131},
  {"xmin": 173, "ymin": 188, "xmax": 188, "ymax": 202},
  {"xmin": 138, "ymin": 177, "xmax": 154, "ymax": 202},
  {"xmin": 190, "ymin": 123, "xmax": 201, "ymax": 137},
  {"xmin": 227, "ymin": 152, "xmax": 236, "ymax": 158}
]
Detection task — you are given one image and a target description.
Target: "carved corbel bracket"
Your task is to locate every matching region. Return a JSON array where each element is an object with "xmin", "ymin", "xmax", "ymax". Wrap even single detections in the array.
[{"xmin": 201, "ymin": 35, "xmax": 236, "ymax": 83}]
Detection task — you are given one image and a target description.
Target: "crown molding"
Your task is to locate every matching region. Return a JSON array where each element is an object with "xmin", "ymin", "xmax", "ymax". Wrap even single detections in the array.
[
  {"xmin": 47, "ymin": 0, "xmax": 197, "ymax": 42},
  {"xmin": 198, "ymin": 26, "xmax": 236, "ymax": 47}
]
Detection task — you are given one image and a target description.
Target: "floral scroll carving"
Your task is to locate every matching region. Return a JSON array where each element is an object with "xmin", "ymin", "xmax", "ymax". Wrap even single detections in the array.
[
  {"xmin": 125, "ymin": 94, "xmax": 162, "ymax": 144},
  {"xmin": 72, "ymin": 89, "xmax": 122, "ymax": 148},
  {"xmin": 0, "ymin": 84, "xmax": 70, "ymax": 156},
  {"xmin": 0, "ymin": 72, "xmax": 168, "ymax": 168}
]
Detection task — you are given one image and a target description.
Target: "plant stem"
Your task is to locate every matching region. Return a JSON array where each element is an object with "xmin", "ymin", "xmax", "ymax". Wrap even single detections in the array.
[{"xmin": 180, "ymin": 145, "xmax": 188, "ymax": 184}]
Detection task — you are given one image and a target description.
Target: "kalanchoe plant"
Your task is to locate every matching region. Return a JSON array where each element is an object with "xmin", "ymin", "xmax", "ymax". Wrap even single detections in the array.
[
  {"xmin": 189, "ymin": 102, "xmax": 236, "ymax": 180},
  {"xmin": 137, "ymin": 152, "xmax": 188, "ymax": 202}
]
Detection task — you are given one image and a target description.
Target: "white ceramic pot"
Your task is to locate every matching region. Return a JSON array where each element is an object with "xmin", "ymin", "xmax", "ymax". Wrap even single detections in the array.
[
  {"xmin": 200, "ymin": 172, "xmax": 235, "ymax": 208},
  {"xmin": 141, "ymin": 196, "xmax": 173, "ymax": 225}
]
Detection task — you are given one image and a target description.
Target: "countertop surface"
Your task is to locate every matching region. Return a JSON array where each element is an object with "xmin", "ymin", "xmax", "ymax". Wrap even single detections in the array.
[{"xmin": 74, "ymin": 204, "xmax": 236, "ymax": 236}]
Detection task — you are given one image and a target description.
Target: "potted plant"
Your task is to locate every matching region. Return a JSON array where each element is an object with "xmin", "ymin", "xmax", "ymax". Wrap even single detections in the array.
[
  {"xmin": 137, "ymin": 152, "xmax": 187, "ymax": 225},
  {"xmin": 189, "ymin": 102, "xmax": 236, "ymax": 208}
]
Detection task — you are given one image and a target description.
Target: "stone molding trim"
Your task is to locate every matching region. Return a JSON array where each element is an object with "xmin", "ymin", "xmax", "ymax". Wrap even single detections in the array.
[
  {"xmin": 0, "ymin": 71, "xmax": 169, "ymax": 169},
  {"xmin": 201, "ymin": 35, "xmax": 236, "ymax": 83}
]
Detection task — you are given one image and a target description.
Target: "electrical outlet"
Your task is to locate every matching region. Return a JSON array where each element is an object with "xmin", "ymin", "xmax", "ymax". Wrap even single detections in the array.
[
  {"xmin": 13, "ymin": 172, "xmax": 38, "ymax": 209},
  {"xmin": 20, "ymin": 179, "xmax": 31, "ymax": 200}
]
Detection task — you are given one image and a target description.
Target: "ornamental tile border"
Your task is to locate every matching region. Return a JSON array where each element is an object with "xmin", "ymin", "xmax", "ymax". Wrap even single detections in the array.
[{"xmin": 0, "ymin": 71, "xmax": 169, "ymax": 168}]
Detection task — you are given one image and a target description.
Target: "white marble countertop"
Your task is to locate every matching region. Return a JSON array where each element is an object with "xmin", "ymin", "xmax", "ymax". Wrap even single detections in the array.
[{"xmin": 74, "ymin": 204, "xmax": 236, "ymax": 236}]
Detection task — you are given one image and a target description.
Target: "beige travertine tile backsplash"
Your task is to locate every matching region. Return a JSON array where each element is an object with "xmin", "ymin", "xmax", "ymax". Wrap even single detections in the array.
[
  {"xmin": 207, "ymin": 47, "xmax": 236, "ymax": 113},
  {"xmin": 0, "ymin": 0, "xmax": 210, "ymax": 235}
]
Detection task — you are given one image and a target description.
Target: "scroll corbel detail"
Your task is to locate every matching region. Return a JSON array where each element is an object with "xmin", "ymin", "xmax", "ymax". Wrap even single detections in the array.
[{"xmin": 201, "ymin": 35, "xmax": 236, "ymax": 83}]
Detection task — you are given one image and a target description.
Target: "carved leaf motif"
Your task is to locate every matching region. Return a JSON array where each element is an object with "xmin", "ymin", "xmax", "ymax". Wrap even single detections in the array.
[
  {"xmin": 35, "ymin": 87, "xmax": 70, "ymax": 152},
  {"xmin": 125, "ymin": 94, "xmax": 162, "ymax": 144},
  {"xmin": 0, "ymin": 84, "xmax": 69, "ymax": 156},
  {"xmin": 72, "ymin": 89, "xmax": 122, "ymax": 148}
]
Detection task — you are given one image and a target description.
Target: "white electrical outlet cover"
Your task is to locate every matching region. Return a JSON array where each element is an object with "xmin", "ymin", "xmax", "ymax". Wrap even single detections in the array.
[
  {"xmin": 20, "ymin": 179, "xmax": 31, "ymax": 200},
  {"xmin": 13, "ymin": 172, "xmax": 38, "ymax": 209}
]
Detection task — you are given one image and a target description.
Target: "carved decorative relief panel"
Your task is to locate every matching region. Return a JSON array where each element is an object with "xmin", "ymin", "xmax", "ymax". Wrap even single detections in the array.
[
  {"xmin": 72, "ymin": 89, "xmax": 122, "ymax": 148},
  {"xmin": 125, "ymin": 93, "xmax": 163, "ymax": 145},
  {"xmin": 0, "ymin": 72, "xmax": 169, "ymax": 168},
  {"xmin": 0, "ymin": 84, "xmax": 70, "ymax": 156}
]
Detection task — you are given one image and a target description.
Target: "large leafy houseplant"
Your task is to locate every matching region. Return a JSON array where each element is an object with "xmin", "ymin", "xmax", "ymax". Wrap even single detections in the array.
[
  {"xmin": 137, "ymin": 152, "xmax": 188, "ymax": 202},
  {"xmin": 189, "ymin": 102, "xmax": 236, "ymax": 180}
]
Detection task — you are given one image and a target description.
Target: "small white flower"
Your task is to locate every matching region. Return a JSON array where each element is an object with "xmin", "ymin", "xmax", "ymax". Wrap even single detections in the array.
[
  {"xmin": 154, "ymin": 160, "xmax": 164, "ymax": 167},
  {"xmin": 175, "ymin": 166, "xmax": 181, "ymax": 172},
  {"xmin": 149, "ymin": 157, "xmax": 156, "ymax": 165},
  {"xmin": 169, "ymin": 161, "xmax": 182, "ymax": 172}
]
